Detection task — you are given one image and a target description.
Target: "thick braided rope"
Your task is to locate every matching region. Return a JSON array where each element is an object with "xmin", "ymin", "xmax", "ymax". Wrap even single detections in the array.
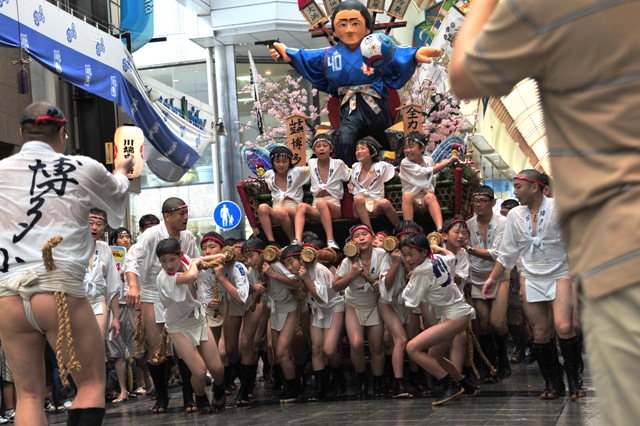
[
  {"xmin": 42, "ymin": 236, "xmax": 81, "ymax": 387},
  {"xmin": 151, "ymin": 326, "xmax": 169, "ymax": 364},
  {"xmin": 133, "ymin": 308, "xmax": 146, "ymax": 357},
  {"xmin": 54, "ymin": 292, "xmax": 81, "ymax": 387},
  {"xmin": 468, "ymin": 326, "xmax": 498, "ymax": 377},
  {"xmin": 465, "ymin": 326, "xmax": 479, "ymax": 379},
  {"xmin": 295, "ymin": 297, "xmax": 305, "ymax": 337},
  {"xmin": 213, "ymin": 278, "xmax": 222, "ymax": 319}
]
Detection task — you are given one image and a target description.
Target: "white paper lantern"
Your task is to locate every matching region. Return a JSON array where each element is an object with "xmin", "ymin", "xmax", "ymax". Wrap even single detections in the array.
[{"xmin": 114, "ymin": 125, "xmax": 144, "ymax": 179}]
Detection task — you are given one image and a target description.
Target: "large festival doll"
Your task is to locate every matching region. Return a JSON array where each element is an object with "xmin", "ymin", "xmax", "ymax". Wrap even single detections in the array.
[{"xmin": 270, "ymin": 0, "xmax": 442, "ymax": 166}]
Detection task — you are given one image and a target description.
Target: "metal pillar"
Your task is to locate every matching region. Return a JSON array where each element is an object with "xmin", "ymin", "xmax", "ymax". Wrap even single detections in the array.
[
  {"xmin": 206, "ymin": 47, "xmax": 221, "ymax": 209},
  {"xmin": 215, "ymin": 44, "xmax": 244, "ymax": 239}
]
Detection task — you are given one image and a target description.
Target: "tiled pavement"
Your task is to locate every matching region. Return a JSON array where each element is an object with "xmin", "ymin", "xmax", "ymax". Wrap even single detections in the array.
[{"xmin": 48, "ymin": 359, "xmax": 601, "ymax": 425}]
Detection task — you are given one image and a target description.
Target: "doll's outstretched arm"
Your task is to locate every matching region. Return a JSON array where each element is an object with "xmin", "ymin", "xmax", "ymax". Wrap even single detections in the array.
[
  {"xmin": 415, "ymin": 47, "xmax": 444, "ymax": 63},
  {"xmin": 270, "ymin": 42, "xmax": 291, "ymax": 63}
]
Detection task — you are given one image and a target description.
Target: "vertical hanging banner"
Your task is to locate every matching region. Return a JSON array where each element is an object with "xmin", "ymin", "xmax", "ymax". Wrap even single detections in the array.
[
  {"xmin": 120, "ymin": 0, "xmax": 154, "ymax": 52},
  {"xmin": 247, "ymin": 51, "xmax": 264, "ymax": 136},
  {"xmin": 0, "ymin": 0, "xmax": 211, "ymax": 182},
  {"xmin": 284, "ymin": 114, "xmax": 307, "ymax": 166}
]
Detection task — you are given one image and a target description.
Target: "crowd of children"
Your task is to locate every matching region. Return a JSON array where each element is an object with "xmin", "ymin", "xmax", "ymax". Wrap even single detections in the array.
[{"xmin": 16, "ymin": 133, "xmax": 586, "ymax": 422}]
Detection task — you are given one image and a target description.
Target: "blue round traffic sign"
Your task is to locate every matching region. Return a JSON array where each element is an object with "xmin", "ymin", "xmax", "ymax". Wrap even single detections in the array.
[{"xmin": 213, "ymin": 201, "xmax": 242, "ymax": 230}]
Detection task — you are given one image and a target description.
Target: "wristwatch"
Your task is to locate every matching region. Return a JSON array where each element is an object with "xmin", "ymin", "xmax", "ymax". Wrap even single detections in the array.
[{"xmin": 466, "ymin": 246, "xmax": 474, "ymax": 254}]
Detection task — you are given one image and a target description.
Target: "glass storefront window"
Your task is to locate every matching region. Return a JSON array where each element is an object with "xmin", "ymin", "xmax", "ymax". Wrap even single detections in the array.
[{"xmin": 130, "ymin": 57, "xmax": 326, "ymax": 239}]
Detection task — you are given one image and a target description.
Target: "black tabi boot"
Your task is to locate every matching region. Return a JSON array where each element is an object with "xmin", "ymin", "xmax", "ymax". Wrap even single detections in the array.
[
  {"xmin": 392, "ymin": 377, "xmax": 410, "ymax": 398},
  {"xmin": 431, "ymin": 375, "xmax": 464, "ymax": 406},
  {"xmin": 550, "ymin": 340, "xmax": 566, "ymax": 396},
  {"xmin": 532, "ymin": 342, "xmax": 558, "ymax": 399},
  {"xmin": 177, "ymin": 358, "xmax": 195, "ymax": 412},
  {"xmin": 279, "ymin": 378, "xmax": 299, "ymax": 403},
  {"xmin": 212, "ymin": 381, "xmax": 227, "ymax": 411},
  {"xmin": 296, "ymin": 364, "xmax": 307, "ymax": 396},
  {"xmin": 236, "ymin": 364, "xmax": 251, "ymax": 406},
  {"xmin": 272, "ymin": 364, "xmax": 283, "ymax": 393},
  {"xmin": 495, "ymin": 333, "xmax": 512, "ymax": 380},
  {"xmin": 67, "ymin": 408, "xmax": 106, "ymax": 426},
  {"xmin": 559, "ymin": 336, "xmax": 587, "ymax": 400},
  {"xmin": 310, "ymin": 369, "xmax": 327, "ymax": 401},
  {"xmin": 194, "ymin": 393, "xmax": 212, "ymax": 415},
  {"xmin": 330, "ymin": 365, "xmax": 347, "ymax": 397},
  {"xmin": 148, "ymin": 361, "xmax": 169, "ymax": 413},
  {"xmin": 247, "ymin": 364, "xmax": 258, "ymax": 398},
  {"xmin": 356, "ymin": 371, "xmax": 369, "ymax": 398},
  {"xmin": 211, "ymin": 382, "xmax": 227, "ymax": 411},
  {"xmin": 459, "ymin": 375, "xmax": 479, "ymax": 396},
  {"xmin": 478, "ymin": 334, "xmax": 499, "ymax": 383},
  {"xmin": 372, "ymin": 375, "xmax": 385, "ymax": 398},
  {"xmin": 408, "ymin": 369, "xmax": 429, "ymax": 396},
  {"xmin": 508, "ymin": 324, "xmax": 528, "ymax": 363},
  {"xmin": 576, "ymin": 334, "xmax": 585, "ymax": 376},
  {"xmin": 223, "ymin": 362, "xmax": 236, "ymax": 395}
]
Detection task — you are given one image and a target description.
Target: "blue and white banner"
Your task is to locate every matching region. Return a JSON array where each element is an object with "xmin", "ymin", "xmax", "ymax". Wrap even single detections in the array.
[
  {"xmin": 0, "ymin": 0, "xmax": 211, "ymax": 182},
  {"xmin": 120, "ymin": 0, "xmax": 154, "ymax": 52}
]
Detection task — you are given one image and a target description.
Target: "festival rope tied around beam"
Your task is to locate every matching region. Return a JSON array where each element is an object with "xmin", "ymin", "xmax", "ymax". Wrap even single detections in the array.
[{"xmin": 42, "ymin": 236, "xmax": 81, "ymax": 388}]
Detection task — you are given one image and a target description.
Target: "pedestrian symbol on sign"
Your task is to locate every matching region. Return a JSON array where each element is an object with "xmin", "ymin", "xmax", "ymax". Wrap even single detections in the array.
[{"xmin": 213, "ymin": 201, "xmax": 242, "ymax": 230}]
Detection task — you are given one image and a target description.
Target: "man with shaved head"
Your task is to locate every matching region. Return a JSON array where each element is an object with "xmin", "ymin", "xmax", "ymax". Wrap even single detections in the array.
[
  {"xmin": 0, "ymin": 101, "xmax": 132, "ymax": 425},
  {"xmin": 125, "ymin": 197, "xmax": 199, "ymax": 413},
  {"xmin": 482, "ymin": 170, "xmax": 584, "ymax": 401}
]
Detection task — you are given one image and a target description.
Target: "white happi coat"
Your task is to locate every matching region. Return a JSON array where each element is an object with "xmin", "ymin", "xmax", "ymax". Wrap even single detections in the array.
[
  {"xmin": 402, "ymin": 253, "xmax": 462, "ymax": 308},
  {"xmin": 307, "ymin": 158, "xmax": 350, "ymax": 199},
  {"xmin": 199, "ymin": 260, "xmax": 250, "ymax": 309},
  {"xmin": 399, "ymin": 155, "xmax": 436, "ymax": 196},
  {"xmin": 0, "ymin": 142, "xmax": 129, "ymax": 297},
  {"xmin": 157, "ymin": 255, "xmax": 205, "ymax": 326},
  {"xmin": 84, "ymin": 240, "xmax": 120, "ymax": 306},
  {"xmin": 350, "ymin": 161, "xmax": 395, "ymax": 201},
  {"xmin": 305, "ymin": 262, "xmax": 345, "ymax": 320},
  {"xmin": 496, "ymin": 197, "xmax": 569, "ymax": 301},
  {"xmin": 248, "ymin": 261, "xmax": 298, "ymax": 314},
  {"xmin": 264, "ymin": 166, "xmax": 310, "ymax": 204},
  {"xmin": 467, "ymin": 214, "xmax": 507, "ymax": 285},
  {"xmin": 125, "ymin": 223, "xmax": 198, "ymax": 304}
]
